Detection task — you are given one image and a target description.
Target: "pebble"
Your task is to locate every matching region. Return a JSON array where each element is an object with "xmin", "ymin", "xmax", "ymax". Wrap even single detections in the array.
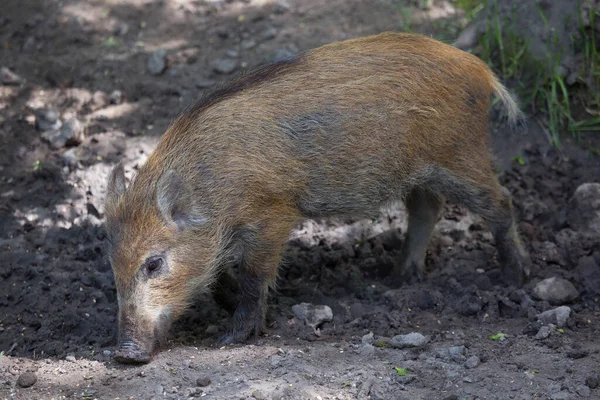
[
  {"xmin": 212, "ymin": 58, "xmax": 238, "ymax": 74},
  {"xmin": 196, "ymin": 376, "xmax": 211, "ymax": 387},
  {"xmin": 252, "ymin": 389, "xmax": 266, "ymax": 400},
  {"xmin": 204, "ymin": 325, "xmax": 220, "ymax": 335},
  {"xmin": 226, "ymin": 49, "xmax": 239, "ymax": 58},
  {"xmin": 359, "ymin": 343, "xmax": 375, "ymax": 356},
  {"xmin": 532, "ymin": 277, "xmax": 579, "ymax": 305},
  {"xmin": 147, "ymin": 49, "xmax": 167, "ymax": 75},
  {"xmin": 511, "ymin": 383, "xmax": 522, "ymax": 391},
  {"xmin": 535, "ymin": 325, "xmax": 552, "ymax": 340},
  {"xmin": 569, "ymin": 183, "xmax": 600, "ymax": 235},
  {"xmin": 0, "ymin": 66, "xmax": 23, "ymax": 85},
  {"xmin": 270, "ymin": 355, "xmax": 283, "ymax": 367},
  {"xmin": 361, "ymin": 332, "xmax": 374, "ymax": 344},
  {"xmin": 390, "ymin": 332, "xmax": 428, "ymax": 349},
  {"xmin": 41, "ymin": 118, "xmax": 83, "ymax": 149},
  {"xmin": 576, "ymin": 385, "xmax": 591, "ymax": 397},
  {"xmin": 35, "ymin": 108, "xmax": 61, "ymax": 132},
  {"xmin": 291, "ymin": 303, "xmax": 333, "ymax": 328},
  {"xmin": 109, "ymin": 90, "xmax": 123, "ymax": 104},
  {"xmin": 17, "ymin": 372, "xmax": 37, "ymax": 388},
  {"xmin": 586, "ymin": 376, "xmax": 598, "ymax": 389},
  {"xmin": 550, "ymin": 392, "xmax": 572, "ymax": 400},
  {"xmin": 538, "ymin": 306, "xmax": 571, "ymax": 328},
  {"xmin": 464, "ymin": 356, "xmax": 480, "ymax": 369},
  {"xmin": 240, "ymin": 39, "xmax": 257, "ymax": 50},
  {"xmin": 103, "ymin": 350, "xmax": 112, "ymax": 356},
  {"xmin": 268, "ymin": 48, "xmax": 295, "ymax": 62},
  {"xmin": 261, "ymin": 26, "xmax": 278, "ymax": 41},
  {"xmin": 65, "ymin": 355, "xmax": 76, "ymax": 362}
]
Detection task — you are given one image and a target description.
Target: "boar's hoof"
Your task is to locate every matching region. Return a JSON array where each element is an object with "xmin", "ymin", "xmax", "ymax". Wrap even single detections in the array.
[{"xmin": 114, "ymin": 342, "xmax": 152, "ymax": 364}]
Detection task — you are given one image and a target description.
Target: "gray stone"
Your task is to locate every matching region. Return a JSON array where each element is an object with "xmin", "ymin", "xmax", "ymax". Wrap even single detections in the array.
[
  {"xmin": 361, "ymin": 332, "xmax": 374, "ymax": 344},
  {"xmin": 538, "ymin": 306, "xmax": 572, "ymax": 328},
  {"xmin": 241, "ymin": 39, "xmax": 257, "ymax": 50},
  {"xmin": 147, "ymin": 49, "xmax": 167, "ymax": 75},
  {"xmin": 268, "ymin": 48, "xmax": 295, "ymax": 62},
  {"xmin": 204, "ymin": 325, "xmax": 219, "ymax": 335},
  {"xmin": 359, "ymin": 343, "xmax": 375, "ymax": 356},
  {"xmin": 569, "ymin": 183, "xmax": 600, "ymax": 235},
  {"xmin": 261, "ymin": 26, "xmax": 278, "ymax": 41},
  {"xmin": 535, "ymin": 325, "xmax": 552, "ymax": 340},
  {"xmin": 532, "ymin": 277, "xmax": 579, "ymax": 305},
  {"xmin": 109, "ymin": 90, "xmax": 123, "ymax": 104},
  {"xmin": 292, "ymin": 303, "xmax": 333, "ymax": 328},
  {"xmin": 22, "ymin": 36, "xmax": 36, "ymax": 52},
  {"xmin": 42, "ymin": 118, "xmax": 83, "ymax": 149},
  {"xmin": 251, "ymin": 390, "xmax": 266, "ymax": 400},
  {"xmin": 17, "ymin": 372, "xmax": 37, "ymax": 388},
  {"xmin": 586, "ymin": 376, "xmax": 598, "ymax": 389},
  {"xmin": 196, "ymin": 376, "xmax": 211, "ymax": 387},
  {"xmin": 1, "ymin": 66, "xmax": 23, "ymax": 85},
  {"xmin": 102, "ymin": 350, "xmax": 112, "ymax": 356},
  {"xmin": 270, "ymin": 355, "xmax": 283, "ymax": 367},
  {"xmin": 465, "ymin": 356, "xmax": 480, "ymax": 369},
  {"xmin": 35, "ymin": 108, "xmax": 61, "ymax": 132},
  {"xmin": 551, "ymin": 391, "xmax": 573, "ymax": 400},
  {"xmin": 390, "ymin": 332, "xmax": 428, "ymax": 349},
  {"xmin": 65, "ymin": 355, "xmax": 76, "ymax": 362},
  {"xmin": 212, "ymin": 58, "xmax": 238, "ymax": 74},
  {"xmin": 576, "ymin": 385, "xmax": 591, "ymax": 397}
]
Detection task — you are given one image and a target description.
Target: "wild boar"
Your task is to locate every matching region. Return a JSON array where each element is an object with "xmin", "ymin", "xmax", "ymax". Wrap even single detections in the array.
[{"xmin": 104, "ymin": 32, "xmax": 530, "ymax": 364}]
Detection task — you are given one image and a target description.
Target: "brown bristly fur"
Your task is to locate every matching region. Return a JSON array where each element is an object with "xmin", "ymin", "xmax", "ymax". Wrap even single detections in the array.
[{"xmin": 104, "ymin": 32, "xmax": 530, "ymax": 361}]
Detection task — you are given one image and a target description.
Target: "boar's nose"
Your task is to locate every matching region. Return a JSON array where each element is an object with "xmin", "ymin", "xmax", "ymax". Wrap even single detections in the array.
[{"xmin": 114, "ymin": 338, "xmax": 152, "ymax": 364}]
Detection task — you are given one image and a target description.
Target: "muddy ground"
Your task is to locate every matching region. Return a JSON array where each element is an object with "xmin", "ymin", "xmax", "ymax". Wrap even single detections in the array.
[{"xmin": 1, "ymin": 0, "xmax": 600, "ymax": 399}]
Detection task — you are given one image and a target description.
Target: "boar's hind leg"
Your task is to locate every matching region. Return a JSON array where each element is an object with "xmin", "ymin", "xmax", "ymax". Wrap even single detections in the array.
[
  {"xmin": 448, "ymin": 173, "xmax": 531, "ymax": 287},
  {"xmin": 391, "ymin": 189, "xmax": 443, "ymax": 285},
  {"xmin": 217, "ymin": 225, "xmax": 289, "ymax": 345}
]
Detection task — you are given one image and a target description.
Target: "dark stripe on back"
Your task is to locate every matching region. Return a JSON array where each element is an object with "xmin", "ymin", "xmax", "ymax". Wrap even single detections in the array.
[{"xmin": 179, "ymin": 53, "xmax": 302, "ymax": 123}]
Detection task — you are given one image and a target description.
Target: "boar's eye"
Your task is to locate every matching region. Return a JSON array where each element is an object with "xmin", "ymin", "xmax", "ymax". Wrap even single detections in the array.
[{"xmin": 143, "ymin": 256, "xmax": 165, "ymax": 278}]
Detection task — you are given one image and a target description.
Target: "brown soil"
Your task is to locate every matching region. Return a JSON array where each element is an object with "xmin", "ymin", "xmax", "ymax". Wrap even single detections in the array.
[{"xmin": 1, "ymin": 1, "xmax": 600, "ymax": 399}]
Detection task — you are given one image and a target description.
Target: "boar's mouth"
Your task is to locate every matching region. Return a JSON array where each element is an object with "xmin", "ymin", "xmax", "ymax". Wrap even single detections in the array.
[{"xmin": 114, "ymin": 310, "xmax": 171, "ymax": 364}]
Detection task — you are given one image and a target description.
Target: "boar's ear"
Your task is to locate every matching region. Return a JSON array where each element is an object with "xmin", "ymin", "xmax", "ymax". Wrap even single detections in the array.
[
  {"xmin": 107, "ymin": 162, "xmax": 127, "ymax": 205},
  {"xmin": 156, "ymin": 169, "xmax": 207, "ymax": 230}
]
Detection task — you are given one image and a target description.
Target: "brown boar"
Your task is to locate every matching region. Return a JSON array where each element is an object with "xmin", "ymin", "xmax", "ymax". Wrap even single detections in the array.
[{"xmin": 104, "ymin": 32, "xmax": 531, "ymax": 364}]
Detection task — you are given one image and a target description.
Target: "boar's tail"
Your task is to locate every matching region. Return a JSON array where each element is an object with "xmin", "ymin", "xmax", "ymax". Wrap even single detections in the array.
[{"xmin": 488, "ymin": 72, "xmax": 526, "ymax": 130}]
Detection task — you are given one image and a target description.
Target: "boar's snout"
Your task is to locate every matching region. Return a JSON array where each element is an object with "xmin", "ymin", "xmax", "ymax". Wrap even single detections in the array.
[{"xmin": 114, "ymin": 337, "xmax": 153, "ymax": 364}]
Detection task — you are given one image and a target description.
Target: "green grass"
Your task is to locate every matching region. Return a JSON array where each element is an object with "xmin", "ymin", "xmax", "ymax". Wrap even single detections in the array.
[{"xmin": 460, "ymin": 0, "xmax": 600, "ymax": 147}]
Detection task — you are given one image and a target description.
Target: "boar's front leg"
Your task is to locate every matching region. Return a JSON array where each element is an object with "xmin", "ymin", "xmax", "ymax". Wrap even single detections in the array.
[{"xmin": 217, "ymin": 222, "xmax": 291, "ymax": 345}]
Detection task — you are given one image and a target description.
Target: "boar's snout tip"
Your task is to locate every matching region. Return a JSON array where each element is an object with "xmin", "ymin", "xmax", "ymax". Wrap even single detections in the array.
[{"xmin": 114, "ymin": 340, "xmax": 152, "ymax": 364}]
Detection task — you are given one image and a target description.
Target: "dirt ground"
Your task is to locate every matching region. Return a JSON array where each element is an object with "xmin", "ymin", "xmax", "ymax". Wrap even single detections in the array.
[{"xmin": 1, "ymin": 0, "xmax": 600, "ymax": 399}]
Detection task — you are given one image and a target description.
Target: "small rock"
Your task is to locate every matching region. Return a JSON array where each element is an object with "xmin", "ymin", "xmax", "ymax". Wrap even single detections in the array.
[
  {"xmin": 390, "ymin": 332, "xmax": 428, "ymax": 349},
  {"xmin": 349, "ymin": 302, "xmax": 365, "ymax": 319},
  {"xmin": 196, "ymin": 376, "xmax": 211, "ymax": 387},
  {"xmin": 196, "ymin": 79, "xmax": 217, "ymax": 89},
  {"xmin": 361, "ymin": 332, "xmax": 374, "ymax": 345},
  {"xmin": 1, "ymin": 66, "xmax": 23, "ymax": 85},
  {"xmin": 270, "ymin": 355, "xmax": 283, "ymax": 367},
  {"xmin": 268, "ymin": 48, "xmax": 295, "ymax": 62},
  {"xmin": 204, "ymin": 325, "xmax": 219, "ymax": 335},
  {"xmin": 148, "ymin": 49, "xmax": 167, "ymax": 75},
  {"xmin": 291, "ymin": 303, "xmax": 333, "ymax": 328},
  {"xmin": 252, "ymin": 390, "xmax": 266, "ymax": 400},
  {"xmin": 538, "ymin": 306, "xmax": 572, "ymax": 328},
  {"xmin": 103, "ymin": 350, "xmax": 112, "ymax": 356},
  {"xmin": 17, "ymin": 372, "xmax": 37, "ymax": 388},
  {"xmin": 359, "ymin": 343, "xmax": 375, "ymax": 356},
  {"xmin": 454, "ymin": 20, "xmax": 481, "ymax": 50},
  {"xmin": 576, "ymin": 385, "xmax": 591, "ymax": 397},
  {"xmin": 465, "ymin": 356, "xmax": 480, "ymax": 369},
  {"xmin": 532, "ymin": 277, "xmax": 579, "ymax": 305},
  {"xmin": 65, "ymin": 355, "xmax": 76, "ymax": 362},
  {"xmin": 551, "ymin": 391, "xmax": 573, "ymax": 400},
  {"xmin": 448, "ymin": 346, "xmax": 466, "ymax": 357},
  {"xmin": 35, "ymin": 108, "xmax": 61, "ymax": 132},
  {"xmin": 511, "ymin": 383, "xmax": 522, "ymax": 391},
  {"xmin": 240, "ymin": 39, "xmax": 257, "ymax": 50},
  {"xmin": 463, "ymin": 377, "xmax": 473, "ymax": 383},
  {"xmin": 109, "ymin": 90, "xmax": 123, "ymax": 104},
  {"xmin": 261, "ymin": 26, "xmax": 278, "ymax": 41},
  {"xmin": 22, "ymin": 36, "xmax": 36, "ymax": 52},
  {"xmin": 586, "ymin": 376, "xmax": 598, "ymax": 389},
  {"xmin": 226, "ymin": 49, "xmax": 239, "ymax": 58},
  {"xmin": 212, "ymin": 58, "xmax": 238, "ymax": 74},
  {"xmin": 566, "ymin": 348, "xmax": 588, "ymax": 359},
  {"xmin": 568, "ymin": 183, "xmax": 600, "ymax": 235},
  {"xmin": 42, "ymin": 118, "xmax": 83, "ymax": 149},
  {"xmin": 272, "ymin": 1, "xmax": 290, "ymax": 14},
  {"xmin": 535, "ymin": 325, "xmax": 552, "ymax": 340}
]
